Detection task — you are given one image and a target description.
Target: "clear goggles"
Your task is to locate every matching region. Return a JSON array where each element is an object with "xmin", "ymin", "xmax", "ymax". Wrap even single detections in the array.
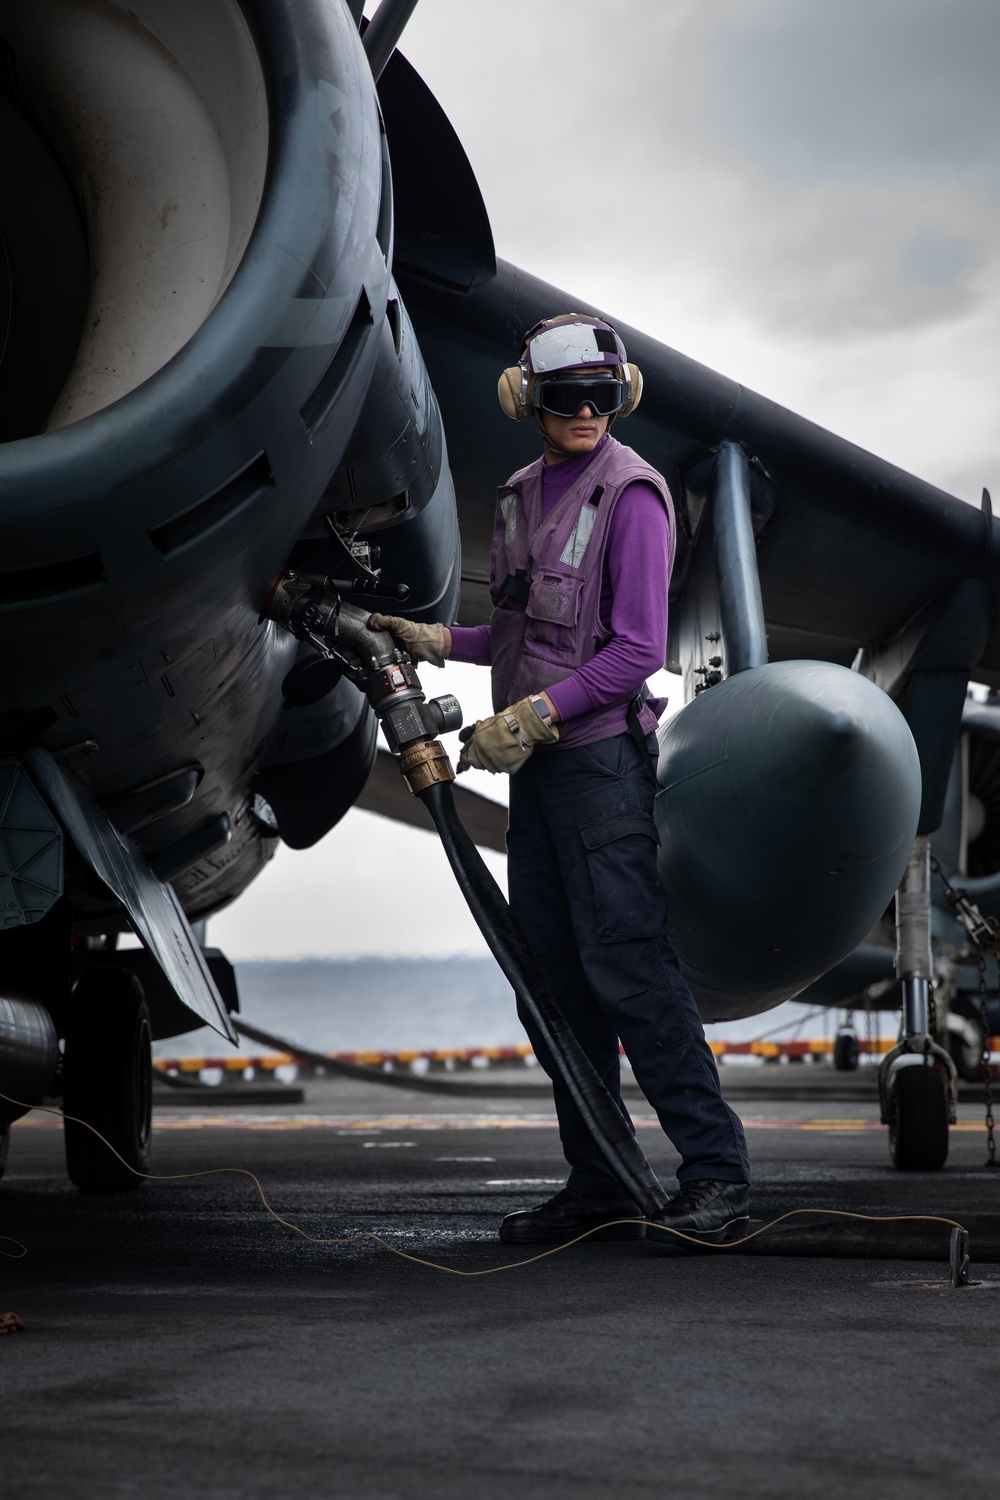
[{"xmin": 532, "ymin": 375, "xmax": 626, "ymax": 419}]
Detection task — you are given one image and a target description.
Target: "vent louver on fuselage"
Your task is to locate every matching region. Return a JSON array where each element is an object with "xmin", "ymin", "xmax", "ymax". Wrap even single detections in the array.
[
  {"xmin": 149, "ymin": 452, "xmax": 274, "ymax": 556},
  {"xmin": 300, "ymin": 289, "xmax": 374, "ymax": 435},
  {"xmin": 0, "ymin": 553, "xmax": 105, "ymax": 604}
]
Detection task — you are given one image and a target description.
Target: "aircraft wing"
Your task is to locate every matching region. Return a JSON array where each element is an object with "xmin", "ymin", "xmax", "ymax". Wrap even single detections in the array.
[{"xmin": 399, "ymin": 257, "xmax": 999, "ymax": 679}]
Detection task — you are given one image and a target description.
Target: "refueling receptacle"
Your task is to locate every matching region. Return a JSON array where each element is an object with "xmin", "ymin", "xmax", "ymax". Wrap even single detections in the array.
[{"xmin": 262, "ymin": 568, "xmax": 459, "ymax": 795}]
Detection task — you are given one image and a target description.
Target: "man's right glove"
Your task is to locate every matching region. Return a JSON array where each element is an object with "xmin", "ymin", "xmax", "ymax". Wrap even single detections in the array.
[
  {"xmin": 367, "ymin": 614, "xmax": 449, "ymax": 668},
  {"xmin": 457, "ymin": 697, "xmax": 559, "ymax": 776}
]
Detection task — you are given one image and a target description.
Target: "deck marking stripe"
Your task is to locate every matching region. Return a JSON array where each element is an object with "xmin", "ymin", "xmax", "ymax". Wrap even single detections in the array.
[{"xmin": 11, "ymin": 1115, "xmax": 997, "ymax": 1133}]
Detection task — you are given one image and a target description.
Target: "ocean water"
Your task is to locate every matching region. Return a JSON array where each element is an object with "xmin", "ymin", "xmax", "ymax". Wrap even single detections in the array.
[{"xmin": 152, "ymin": 957, "xmax": 897, "ymax": 1059}]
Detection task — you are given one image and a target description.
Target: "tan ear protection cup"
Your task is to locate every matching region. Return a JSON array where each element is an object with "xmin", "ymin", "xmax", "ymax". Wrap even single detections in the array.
[
  {"xmin": 618, "ymin": 363, "xmax": 643, "ymax": 417},
  {"xmin": 498, "ymin": 366, "xmax": 531, "ymax": 420}
]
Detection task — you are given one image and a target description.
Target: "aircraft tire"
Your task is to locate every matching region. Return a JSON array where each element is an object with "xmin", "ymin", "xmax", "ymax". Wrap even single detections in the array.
[
  {"xmin": 888, "ymin": 1064, "xmax": 949, "ymax": 1171},
  {"xmin": 833, "ymin": 1029, "xmax": 860, "ymax": 1072},
  {"xmin": 0, "ymin": 1125, "xmax": 8, "ymax": 1183},
  {"xmin": 63, "ymin": 970, "xmax": 152, "ymax": 1193}
]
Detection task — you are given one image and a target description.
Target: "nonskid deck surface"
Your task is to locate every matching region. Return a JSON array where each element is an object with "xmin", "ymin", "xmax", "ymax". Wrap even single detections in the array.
[{"xmin": 2, "ymin": 1076, "xmax": 998, "ymax": 1500}]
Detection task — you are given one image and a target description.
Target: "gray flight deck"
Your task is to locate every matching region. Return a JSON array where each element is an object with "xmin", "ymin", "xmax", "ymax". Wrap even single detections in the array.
[{"xmin": 2, "ymin": 1068, "xmax": 999, "ymax": 1500}]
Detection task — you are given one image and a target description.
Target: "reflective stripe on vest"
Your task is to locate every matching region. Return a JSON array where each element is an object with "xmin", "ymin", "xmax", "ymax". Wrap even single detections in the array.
[
  {"xmin": 499, "ymin": 492, "xmax": 517, "ymax": 548},
  {"xmin": 559, "ymin": 503, "xmax": 599, "ymax": 568}
]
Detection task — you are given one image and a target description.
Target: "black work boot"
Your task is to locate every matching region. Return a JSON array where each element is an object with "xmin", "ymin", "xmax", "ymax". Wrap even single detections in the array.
[
  {"xmin": 646, "ymin": 1180, "xmax": 750, "ymax": 1249},
  {"xmin": 499, "ymin": 1187, "xmax": 645, "ymax": 1244}
]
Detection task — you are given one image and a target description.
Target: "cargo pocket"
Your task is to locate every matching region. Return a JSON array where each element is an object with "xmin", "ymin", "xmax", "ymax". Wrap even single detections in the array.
[
  {"xmin": 580, "ymin": 816, "xmax": 665, "ymax": 942},
  {"xmin": 524, "ymin": 571, "xmax": 583, "ymax": 654}
]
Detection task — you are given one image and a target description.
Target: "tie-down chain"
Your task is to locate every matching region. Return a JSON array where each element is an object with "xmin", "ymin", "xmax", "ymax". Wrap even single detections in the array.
[{"xmin": 930, "ymin": 855, "xmax": 998, "ymax": 1169}]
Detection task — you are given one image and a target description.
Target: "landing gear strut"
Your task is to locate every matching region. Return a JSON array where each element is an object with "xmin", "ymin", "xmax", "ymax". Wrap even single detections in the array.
[
  {"xmin": 879, "ymin": 835, "xmax": 956, "ymax": 1170},
  {"xmin": 63, "ymin": 969, "xmax": 152, "ymax": 1192}
]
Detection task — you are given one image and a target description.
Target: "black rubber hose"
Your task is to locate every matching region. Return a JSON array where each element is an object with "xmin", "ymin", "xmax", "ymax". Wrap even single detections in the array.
[{"xmin": 419, "ymin": 779, "xmax": 668, "ymax": 1217}]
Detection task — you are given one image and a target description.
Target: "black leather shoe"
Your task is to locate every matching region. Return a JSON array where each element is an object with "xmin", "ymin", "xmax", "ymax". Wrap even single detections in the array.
[
  {"xmin": 646, "ymin": 1180, "xmax": 750, "ymax": 1248},
  {"xmin": 499, "ymin": 1187, "xmax": 645, "ymax": 1244}
]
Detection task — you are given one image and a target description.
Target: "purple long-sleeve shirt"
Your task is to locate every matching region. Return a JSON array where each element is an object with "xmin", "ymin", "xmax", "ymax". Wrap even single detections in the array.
[{"xmin": 449, "ymin": 439, "xmax": 670, "ymax": 723}]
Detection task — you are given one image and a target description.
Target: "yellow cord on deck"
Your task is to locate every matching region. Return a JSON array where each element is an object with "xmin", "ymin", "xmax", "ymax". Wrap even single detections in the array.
[{"xmin": 0, "ymin": 1090, "xmax": 968, "ymax": 1276}]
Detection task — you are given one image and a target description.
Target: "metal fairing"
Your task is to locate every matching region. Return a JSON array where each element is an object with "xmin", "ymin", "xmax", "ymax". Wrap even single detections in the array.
[{"xmin": 26, "ymin": 749, "xmax": 235, "ymax": 1042}]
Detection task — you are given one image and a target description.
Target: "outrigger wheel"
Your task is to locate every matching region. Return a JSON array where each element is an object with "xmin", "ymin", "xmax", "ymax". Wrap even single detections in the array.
[
  {"xmin": 833, "ymin": 1027, "xmax": 860, "ymax": 1072},
  {"xmin": 887, "ymin": 1063, "xmax": 949, "ymax": 1171},
  {"xmin": 63, "ymin": 969, "xmax": 152, "ymax": 1192}
]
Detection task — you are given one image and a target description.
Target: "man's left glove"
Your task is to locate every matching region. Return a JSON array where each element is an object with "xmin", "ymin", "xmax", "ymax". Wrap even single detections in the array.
[
  {"xmin": 367, "ymin": 614, "xmax": 448, "ymax": 668},
  {"xmin": 457, "ymin": 697, "xmax": 559, "ymax": 776}
]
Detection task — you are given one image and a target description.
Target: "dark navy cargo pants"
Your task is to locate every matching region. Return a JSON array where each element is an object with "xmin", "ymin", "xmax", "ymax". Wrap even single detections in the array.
[{"xmin": 507, "ymin": 731, "xmax": 750, "ymax": 1196}]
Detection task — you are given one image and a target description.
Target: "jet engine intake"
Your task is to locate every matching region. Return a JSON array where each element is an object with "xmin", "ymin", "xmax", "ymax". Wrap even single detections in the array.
[{"xmin": 0, "ymin": 0, "xmax": 268, "ymax": 432}]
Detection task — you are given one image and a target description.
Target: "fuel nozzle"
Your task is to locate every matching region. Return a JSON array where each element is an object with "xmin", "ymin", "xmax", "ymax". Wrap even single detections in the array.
[{"xmin": 262, "ymin": 569, "xmax": 460, "ymax": 794}]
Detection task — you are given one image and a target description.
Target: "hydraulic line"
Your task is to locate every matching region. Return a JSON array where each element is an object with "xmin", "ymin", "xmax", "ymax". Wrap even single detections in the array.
[
  {"xmin": 419, "ymin": 778, "xmax": 668, "ymax": 1217},
  {"xmin": 231, "ymin": 1016, "xmax": 534, "ymax": 1098}
]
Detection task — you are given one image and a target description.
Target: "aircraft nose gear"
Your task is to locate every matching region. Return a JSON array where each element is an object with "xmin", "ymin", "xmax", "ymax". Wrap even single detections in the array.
[
  {"xmin": 879, "ymin": 835, "xmax": 958, "ymax": 1170},
  {"xmin": 833, "ymin": 1021, "xmax": 860, "ymax": 1072},
  {"xmin": 263, "ymin": 569, "xmax": 669, "ymax": 1218}
]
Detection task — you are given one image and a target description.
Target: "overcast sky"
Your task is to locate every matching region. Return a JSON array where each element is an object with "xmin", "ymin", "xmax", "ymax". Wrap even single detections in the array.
[{"xmin": 210, "ymin": 0, "xmax": 1000, "ymax": 962}]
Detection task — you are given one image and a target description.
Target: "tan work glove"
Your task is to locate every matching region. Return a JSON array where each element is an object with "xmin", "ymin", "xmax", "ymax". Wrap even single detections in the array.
[
  {"xmin": 457, "ymin": 697, "xmax": 559, "ymax": 775},
  {"xmin": 367, "ymin": 613, "xmax": 449, "ymax": 668}
]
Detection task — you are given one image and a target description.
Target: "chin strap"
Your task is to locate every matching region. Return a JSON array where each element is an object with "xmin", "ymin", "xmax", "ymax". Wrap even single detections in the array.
[{"xmin": 536, "ymin": 415, "xmax": 572, "ymax": 459}]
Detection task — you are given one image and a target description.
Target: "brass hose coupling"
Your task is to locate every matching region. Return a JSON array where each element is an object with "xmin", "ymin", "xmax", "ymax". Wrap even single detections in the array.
[
  {"xmin": 398, "ymin": 738, "xmax": 456, "ymax": 796},
  {"xmin": 261, "ymin": 568, "xmax": 462, "ymax": 793}
]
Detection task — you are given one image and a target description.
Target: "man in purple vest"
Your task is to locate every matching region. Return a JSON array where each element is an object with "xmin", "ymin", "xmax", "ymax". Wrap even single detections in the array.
[{"xmin": 371, "ymin": 315, "xmax": 750, "ymax": 1247}]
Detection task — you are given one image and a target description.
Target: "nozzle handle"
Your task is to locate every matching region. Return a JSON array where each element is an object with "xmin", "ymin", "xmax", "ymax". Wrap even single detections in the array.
[{"xmin": 327, "ymin": 577, "xmax": 410, "ymax": 602}]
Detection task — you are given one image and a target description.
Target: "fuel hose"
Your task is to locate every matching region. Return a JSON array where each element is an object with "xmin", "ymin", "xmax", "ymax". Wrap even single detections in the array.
[
  {"xmin": 261, "ymin": 575, "xmax": 669, "ymax": 1219},
  {"xmin": 418, "ymin": 778, "xmax": 668, "ymax": 1218}
]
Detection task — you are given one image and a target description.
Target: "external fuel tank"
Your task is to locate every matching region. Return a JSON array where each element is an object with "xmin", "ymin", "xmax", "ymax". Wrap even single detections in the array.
[{"xmin": 654, "ymin": 660, "xmax": 921, "ymax": 1020}]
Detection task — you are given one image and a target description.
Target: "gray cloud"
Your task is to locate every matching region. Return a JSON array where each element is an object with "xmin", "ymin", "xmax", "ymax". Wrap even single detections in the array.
[
  {"xmin": 700, "ymin": 0, "xmax": 1000, "ymax": 191},
  {"xmin": 401, "ymin": 1, "xmax": 998, "ymax": 496}
]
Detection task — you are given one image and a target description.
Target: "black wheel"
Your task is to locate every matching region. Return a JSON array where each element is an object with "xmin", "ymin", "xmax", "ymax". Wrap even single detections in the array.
[
  {"xmin": 833, "ymin": 1029, "xmax": 860, "ymax": 1071},
  {"xmin": 63, "ymin": 969, "xmax": 152, "ymax": 1193},
  {"xmin": 947, "ymin": 1022, "xmax": 984, "ymax": 1084},
  {"xmin": 888, "ymin": 1064, "xmax": 949, "ymax": 1171},
  {"xmin": 0, "ymin": 1126, "xmax": 9, "ymax": 1183}
]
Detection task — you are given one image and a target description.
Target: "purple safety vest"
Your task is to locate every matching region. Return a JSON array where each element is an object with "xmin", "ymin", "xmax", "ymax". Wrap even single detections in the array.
[{"xmin": 488, "ymin": 435, "xmax": 676, "ymax": 749}]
